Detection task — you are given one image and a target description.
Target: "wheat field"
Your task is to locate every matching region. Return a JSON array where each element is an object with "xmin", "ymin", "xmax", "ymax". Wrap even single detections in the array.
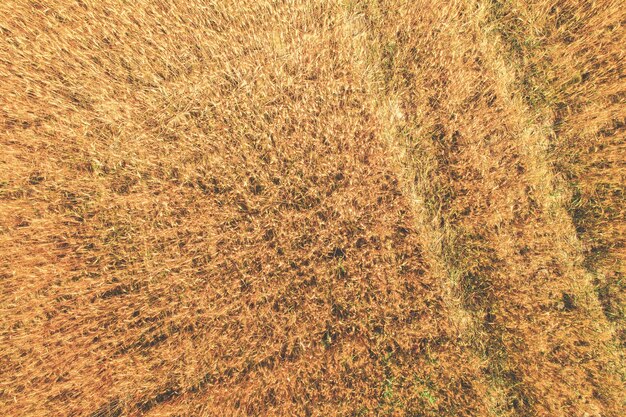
[{"xmin": 1, "ymin": 1, "xmax": 624, "ymax": 416}]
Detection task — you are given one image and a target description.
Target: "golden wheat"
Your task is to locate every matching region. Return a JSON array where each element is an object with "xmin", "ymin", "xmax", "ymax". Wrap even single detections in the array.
[{"xmin": 1, "ymin": 1, "xmax": 624, "ymax": 416}]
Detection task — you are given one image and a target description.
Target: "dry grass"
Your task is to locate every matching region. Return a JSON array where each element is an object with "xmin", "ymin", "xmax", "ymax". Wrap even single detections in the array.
[{"xmin": 1, "ymin": 1, "xmax": 624, "ymax": 416}]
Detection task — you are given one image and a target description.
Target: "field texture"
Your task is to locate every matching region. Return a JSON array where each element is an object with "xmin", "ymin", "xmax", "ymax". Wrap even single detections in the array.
[{"xmin": 1, "ymin": 1, "xmax": 624, "ymax": 416}]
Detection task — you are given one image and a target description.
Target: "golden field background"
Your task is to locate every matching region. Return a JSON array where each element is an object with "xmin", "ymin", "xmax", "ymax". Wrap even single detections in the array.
[{"xmin": 1, "ymin": 1, "xmax": 624, "ymax": 416}]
